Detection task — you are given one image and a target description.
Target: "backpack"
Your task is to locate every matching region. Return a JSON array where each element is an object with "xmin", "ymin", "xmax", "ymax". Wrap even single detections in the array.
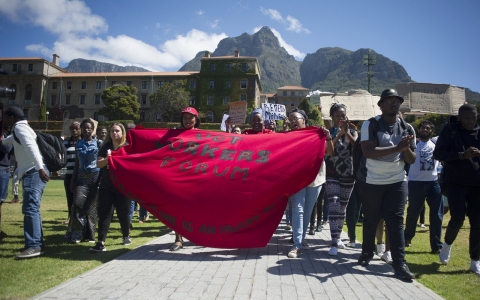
[
  {"xmin": 13, "ymin": 125, "xmax": 67, "ymax": 172},
  {"xmin": 352, "ymin": 117, "xmax": 411, "ymax": 178}
]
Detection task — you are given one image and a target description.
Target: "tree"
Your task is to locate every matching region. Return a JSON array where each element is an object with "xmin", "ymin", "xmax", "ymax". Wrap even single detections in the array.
[
  {"xmin": 149, "ymin": 81, "xmax": 190, "ymax": 121},
  {"xmin": 99, "ymin": 84, "xmax": 140, "ymax": 120},
  {"xmin": 298, "ymin": 98, "xmax": 322, "ymax": 125}
]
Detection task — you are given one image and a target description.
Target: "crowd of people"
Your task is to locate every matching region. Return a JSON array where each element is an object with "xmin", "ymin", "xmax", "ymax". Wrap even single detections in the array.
[{"xmin": 0, "ymin": 88, "xmax": 478, "ymax": 281}]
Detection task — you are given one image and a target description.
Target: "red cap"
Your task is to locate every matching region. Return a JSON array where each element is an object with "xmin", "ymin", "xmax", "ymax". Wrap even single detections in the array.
[{"xmin": 181, "ymin": 107, "xmax": 198, "ymax": 116}]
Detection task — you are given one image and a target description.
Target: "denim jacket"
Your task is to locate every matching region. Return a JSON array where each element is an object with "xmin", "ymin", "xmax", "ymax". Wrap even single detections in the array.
[{"xmin": 76, "ymin": 138, "xmax": 100, "ymax": 173}]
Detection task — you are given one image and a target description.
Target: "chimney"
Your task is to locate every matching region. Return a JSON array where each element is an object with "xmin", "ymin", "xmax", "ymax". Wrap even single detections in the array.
[
  {"xmin": 52, "ymin": 54, "xmax": 60, "ymax": 66},
  {"xmin": 204, "ymin": 51, "xmax": 210, "ymax": 58},
  {"xmin": 234, "ymin": 50, "xmax": 240, "ymax": 57}
]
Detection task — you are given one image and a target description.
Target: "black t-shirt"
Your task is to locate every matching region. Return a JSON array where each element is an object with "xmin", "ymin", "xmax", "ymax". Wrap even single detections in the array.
[{"xmin": 98, "ymin": 141, "xmax": 126, "ymax": 189}]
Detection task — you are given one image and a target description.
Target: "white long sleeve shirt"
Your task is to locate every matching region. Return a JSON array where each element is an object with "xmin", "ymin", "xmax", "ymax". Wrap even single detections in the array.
[{"xmin": 2, "ymin": 120, "xmax": 44, "ymax": 178}]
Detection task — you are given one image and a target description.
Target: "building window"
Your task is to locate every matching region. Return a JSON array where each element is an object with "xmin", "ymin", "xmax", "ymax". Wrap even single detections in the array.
[
  {"xmin": 240, "ymin": 79, "xmax": 247, "ymax": 89},
  {"xmin": 127, "ymin": 81, "xmax": 132, "ymax": 86},
  {"xmin": 141, "ymin": 81, "xmax": 147, "ymax": 89},
  {"xmin": 207, "ymin": 95, "xmax": 214, "ymax": 105},
  {"xmin": 80, "ymin": 95, "xmax": 86, "ymax": 105},
  {"xmin": 111, "ymin": 80, "xmax": 117, "ymax": 86},
  {"xmin": 95, "ymin": 94, "xmax": 101, "ymax": 105},
  {"xmin": 224, "ymin": 95, "xmax": 230, "ymax": 104},
  {"xmin": 282, "ymin": 100, "xmax": 287, "ymax": 105},
  {"xmin": 23, "ymin": 109, "xmax": 28, "ymax": 119},
  {"xmin": 96, "ymin": 81, "xmax": 102, "ymax": 89},
  {"xmin": 291, "ymin": 91, "xmax": 295, "ymax": 96},
  {"xmin": 25, "ymin": 84, "xmax": 32, "ymax": 102},
  {"xmin": 189, "ymin": 96, "xmax": 196, "ymax": 105},
  {"xmin": 81, "ymin": 82, "xmax": 86, "ymax": 89},
  {"xmin": 299, "ymin": 91, "xmax": 303, "ymax": 96},
  {"xmin": 51, "ymin": 95, "xmax": 56, "ymax": 107},
  {"xmin": 67, "ymin": 82, "xmax": 72, "ymax": 90},
  {"xmin": 52, "ymin": 82, "xmax": 57, "ymax": 89},
  {"xmin": 240, "ymin": 94, "xmax": 247, "ymax": 101},
  {"xmin": 207, "ymin": 111, "xmax": 214, "ymax": 122},
  {"xmin": 157, "ymin": 81, "xmax": 164, "ymax": 88},
  {"xmin": 190, "ymin": 80, "xmax": 196, "ymax": 89},
  {"xmin": 210, "ymin": 63, "xmax": 215, "ymax": 71},
  {"xmin": 66, "ymin": 95, "xmax": 71, "ymax": 105},
  {"xmin": 13, "ymin": 64, "xmax": 18, "ymax": 72},
  {"xmin": 241, "ymin": 63, "xmax": 247, "ymax": 72},
  {"xmin": 93, "ymin": 112, "xmax": 98, "ymax": 120},
  {"xmin": 141, "ymin": 94, "xmax": 147, "ymax": 105},
  {"xmin": 290, "ymin": 100, "xmax": 295, "ymax": 107},
  {"xmin": 28, "ymin": 64, "xmax": 33, "ymax": 71},
  {"xmin": 225, "ymin": 63, "xmax": 231, "ymax": 71},
  {"xmin": 209, "ymin": 80, "xmax": 214, "ymax": 89},
  {"xmin": 8, "ymin": 84, "xmax": 16, "ymax": 103},
  {"xmin": 225, "ymin": 80, "xmax": 231, "ymax": 88},
  {"xmin": 282, "ymin": 91, "xmax": 287, "ymax": 96},
  {"xmin": 140, "ymin": 112, "xmax": 145, "ymax": 121}
]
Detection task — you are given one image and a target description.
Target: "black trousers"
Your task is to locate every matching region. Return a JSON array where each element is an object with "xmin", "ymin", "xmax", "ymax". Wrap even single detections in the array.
[
  {"xmin": 64, "ymin": 174, "xmax": 74, "ymax": 217},
  {"xmin": 97, "ymin": 186, "xmax": 132, "ymax": 242},
  {"xmin": 357, "ymin": 180, "xmax": 408, "ymax": 268},
  {"xmin": 310, "ymin": 183, "xmax": 327, "ymax": 227}
]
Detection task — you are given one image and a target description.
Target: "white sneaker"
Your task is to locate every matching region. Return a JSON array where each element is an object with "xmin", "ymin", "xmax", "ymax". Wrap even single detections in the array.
[
  {"xmin": 328, "ymin": 246, "xmax": 338, "ymax": 256},
  {"xmin": 288, "ymin": 247, "xmax": 301, "ymax": 258},
  {"xmin": 337, "ymin": 240, "xmax": 345, "ymax": 249},
  {"xmin": 470, "ymin": 260, "xmax": 480, "ymax": 276},
  {"xmin": 169, "ymin": 231, "xmax": 175, "ymax": 235},
  {"xmin": 376, "ymin": 243, "xmax": 385, "ymax": 256},
  {"xmin": 381, "ymin": 251, "xmax": 393, "ymax": 264},
  {"xmin": 419, "ymin": 223, "xmax": 426, "ymax": 228},
  {"xmin": 347, "ymin": 242, "xmax": 356, "ymax": 248},
  {"xmin": 302, "ymin": 240, "xmax": 310, "ymax": 249},
  {"xmin": 439, "ymin": 243, "xmax": 452, "ymax": 264}
]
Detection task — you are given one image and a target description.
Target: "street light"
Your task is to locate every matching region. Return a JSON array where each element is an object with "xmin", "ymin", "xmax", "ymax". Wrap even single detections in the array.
[
  {"xmin": 363, "ymin": 49, "xmax": 376, "ymax": 93},
  {"xmin": 46, "ymin": 111, "xmax": 49, "ymax": 130}
]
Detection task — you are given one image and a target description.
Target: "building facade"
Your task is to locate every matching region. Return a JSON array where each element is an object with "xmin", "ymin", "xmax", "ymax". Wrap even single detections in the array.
[
  {"xmin": 274, "ymin": 86, "xmax": 309, "ymax": 114},
  {"xmin": 0, "ymin": 52, "xmax": 262, "ymax": 123}
]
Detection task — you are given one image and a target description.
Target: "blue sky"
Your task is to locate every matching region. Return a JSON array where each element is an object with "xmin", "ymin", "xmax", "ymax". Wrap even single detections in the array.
[{"xmin": 0, "ymin": 0, "xmax": 479, "ymax": 92}]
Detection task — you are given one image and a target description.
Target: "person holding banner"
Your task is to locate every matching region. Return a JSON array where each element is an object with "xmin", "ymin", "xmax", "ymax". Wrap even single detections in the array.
[
  {"xmin": 243, "ymin": 109, "xmax": 274, "ymax": 135},
  {"xmin": 170, "ymin": 107, "xmax": 201, "ymax": 251},
  {"xmin": 287, "ymin": 109, "xmax": 333, "ymax": 258},
  {"xmin": 325, "ymin": 103, "xmax": 358, "ymax": 256},
  {"xmin": 90, "ymin": 123, "xmax": 132, "ymax": 252}
]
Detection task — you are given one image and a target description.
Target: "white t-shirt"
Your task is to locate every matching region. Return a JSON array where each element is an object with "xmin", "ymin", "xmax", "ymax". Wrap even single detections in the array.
[
  {"xmin": 407, "ymin": 139, "xmax": 438, "ymax": 181},
  {"xmin": 308, "ymin": 160, "xmax": 326, "ymax": 187}
]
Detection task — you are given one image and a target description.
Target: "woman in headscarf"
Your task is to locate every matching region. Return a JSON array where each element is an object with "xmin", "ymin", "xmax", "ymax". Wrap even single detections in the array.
[
  {"xmin": 243, "ymin": 108, "xmax": 274, "ymax": 135},
  {"xmin": 286, "ymin": 109, "xmax": 334, "ymax": 258}
]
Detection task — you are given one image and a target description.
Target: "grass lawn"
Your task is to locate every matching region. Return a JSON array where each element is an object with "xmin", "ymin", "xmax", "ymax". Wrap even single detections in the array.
[
  {"xmin": 349, "ymin": 206, "xmax": 480, "ymax": 300},
  {"xmin": 0, "ymin": 179, "xmax": 169, "ymax": 299},
  {"xmin": 1, "ymin": 180, "xmax": 479, "ymax": 299}
]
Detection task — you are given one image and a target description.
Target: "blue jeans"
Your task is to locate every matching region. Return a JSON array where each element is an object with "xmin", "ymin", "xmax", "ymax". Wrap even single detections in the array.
[
  {"xmin": 0, "ymin": 166, "xmax": 10, "ymax": 202},
  {"xmin": 139, "ymin": 205, "xmax": 149, "ymax": 221},
  {"xmin": 404, "ymin": 180, "xmax": 443, "ymax": 251},
  {"xmin": 22, "ymin": 167, "xmax": 49, "ymax": 249},
  {"xmin": 357, "ymin": 180, "xmax": 408, "ymax": 268},
  {"xmin": 128, "ymin": 200, "xmax": 136, "ymax": 223},
  {"xmin": 290, "ymin": 185, "xmax": 322, "ymax": 249}
]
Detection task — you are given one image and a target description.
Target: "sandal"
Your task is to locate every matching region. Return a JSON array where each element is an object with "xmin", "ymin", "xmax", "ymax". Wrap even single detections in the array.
[{"xmin": 169, "ymin": 241, "xmax": 183, "ymax": 251}]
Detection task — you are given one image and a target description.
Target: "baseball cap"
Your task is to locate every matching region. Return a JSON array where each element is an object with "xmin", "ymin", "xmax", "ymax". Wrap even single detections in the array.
[
  {"xmin": 181, "ymin": 107, "xmax": 198, "ymax": 116},
  {"xmin": 377, "ymin": 89, "xmax": 404, "ymax": 105},
  {"xmin": 4, "ymin": 106, "xmax": 25, "ymax": 120}
]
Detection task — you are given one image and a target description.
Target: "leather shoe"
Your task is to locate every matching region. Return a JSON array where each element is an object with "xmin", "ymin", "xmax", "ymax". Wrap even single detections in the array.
[
  {"xmin": 394, "ymin": 263, "xmax": 415, "ymax": 280},
  {"xmin": 308, "ymin": 228, "xmax": 315, "ymax": 235},
  {"xmin": 358, "ymin": 252, "xmax": 373, "ymax": 266},
  {"xmin": 169, "ymin": 242, "xmax": 183, "ymax": 251}
]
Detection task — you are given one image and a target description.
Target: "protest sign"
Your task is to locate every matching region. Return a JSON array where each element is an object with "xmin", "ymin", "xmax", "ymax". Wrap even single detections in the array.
[
  {"xmin": 220, "ymin": 114, "xmax": 228, "ymax": 131},
  {"xmin": 228, "ymin": 101, "xmax": 247, "ymax": 124},
  {"xmin": 320, "ymin": 90, "xmax": 381, "ymax": 121},
  {"xmin": 261, "ymin": 103, "xmax": 286, "ymax": 121},
  {"xmin": 109, "ymin": 127, "xmax": 326, "ymax": 248}
]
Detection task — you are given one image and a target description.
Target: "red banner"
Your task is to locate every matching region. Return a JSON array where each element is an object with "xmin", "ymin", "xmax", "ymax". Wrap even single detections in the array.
[{"xmin": 108, "ymin": 127, "xmax": 326, "ymax": 248}]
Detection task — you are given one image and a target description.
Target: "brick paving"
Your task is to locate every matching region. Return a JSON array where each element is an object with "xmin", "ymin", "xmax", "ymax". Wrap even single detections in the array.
[{"xmin": 33, "ymin": 222, "xmax": 442, "ymax": 300}]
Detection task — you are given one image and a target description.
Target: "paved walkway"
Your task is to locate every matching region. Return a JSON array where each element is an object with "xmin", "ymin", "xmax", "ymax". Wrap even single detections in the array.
[{"xmin": 33, "ymin": 223, "xmax": 442, "ymax": 300}]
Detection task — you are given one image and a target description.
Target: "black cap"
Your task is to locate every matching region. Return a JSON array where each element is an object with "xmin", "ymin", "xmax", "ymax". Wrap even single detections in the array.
[
  {"xmin": 5, "ymin": 106, "xmax": 25, "ymax": 120},
  {"xmin": 378, "ymin": 89, "xmax": 404, "ymax": 105}
]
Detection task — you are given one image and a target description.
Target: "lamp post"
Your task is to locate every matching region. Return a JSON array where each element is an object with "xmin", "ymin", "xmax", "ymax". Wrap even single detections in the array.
[
  {"xmin": 363, "ymin": 49, "xmax": 376, "ymax": 93},
  {"xmin": 46, "ymin": 111, "xmax": 49, "ymax": 130}
]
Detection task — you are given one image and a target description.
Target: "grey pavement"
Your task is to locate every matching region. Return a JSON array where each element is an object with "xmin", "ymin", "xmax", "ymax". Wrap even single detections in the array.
[{"xmin": 33, "ymin": 222, "xmax": 442, "ymax": 300}]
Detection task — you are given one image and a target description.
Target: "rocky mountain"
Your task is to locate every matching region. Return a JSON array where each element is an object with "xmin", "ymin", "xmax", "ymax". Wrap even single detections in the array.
[
  {"xmin": 65, "ymin": 58, "xmax": 150, "ymax": 73},
  {"xmin": 179, "ymin": 26, "xmax": 301, "ymax": 93}
]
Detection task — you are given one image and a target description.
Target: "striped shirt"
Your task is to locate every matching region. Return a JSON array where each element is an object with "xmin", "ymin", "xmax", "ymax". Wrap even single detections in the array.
[{"xmin": 63, "ymin": 137, "xmax": 77, "ymax": 175}]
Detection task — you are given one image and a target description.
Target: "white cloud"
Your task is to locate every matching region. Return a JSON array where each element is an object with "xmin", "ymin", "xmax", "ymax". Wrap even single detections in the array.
[
  {"xmin": 259, "ymin": 7, "xmax": 310, "ymax": 34},
  {"xmin": 0, "ymin": 0, "xmax": 227, "ymax": 71},
  {"xmin": 253, "ymin": 27, "xmax": 305, "ymax": 60},
  {"xmin": 210, "ymin": 20, "xmax": 219, "ymax": 29},
  {"xmin": 195, "ymin": 10, "xmax": 204, "ymax": 15}
]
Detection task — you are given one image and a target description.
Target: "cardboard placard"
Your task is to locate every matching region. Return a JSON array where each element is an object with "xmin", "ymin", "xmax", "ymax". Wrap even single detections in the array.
[
  {"xmin": 320, "ymin": 92, "xmax": 381, "ymax": 121},
  {"xmin": 261, "ymin": 103, "xmax": 286, "ymax": 121},
  {"xmin": 228, "ymin": 101, "xmax": 247, "ymax": 124}
]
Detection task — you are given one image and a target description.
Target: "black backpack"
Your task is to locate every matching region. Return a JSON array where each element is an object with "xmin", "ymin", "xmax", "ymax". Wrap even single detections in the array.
[
  {"xmin": 352, "ymin": 117, "xmax": 411, "ymax": 178},
  {"xmin": 13, "ymin": 125, "xmax": 67, "ymax": 172}
]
